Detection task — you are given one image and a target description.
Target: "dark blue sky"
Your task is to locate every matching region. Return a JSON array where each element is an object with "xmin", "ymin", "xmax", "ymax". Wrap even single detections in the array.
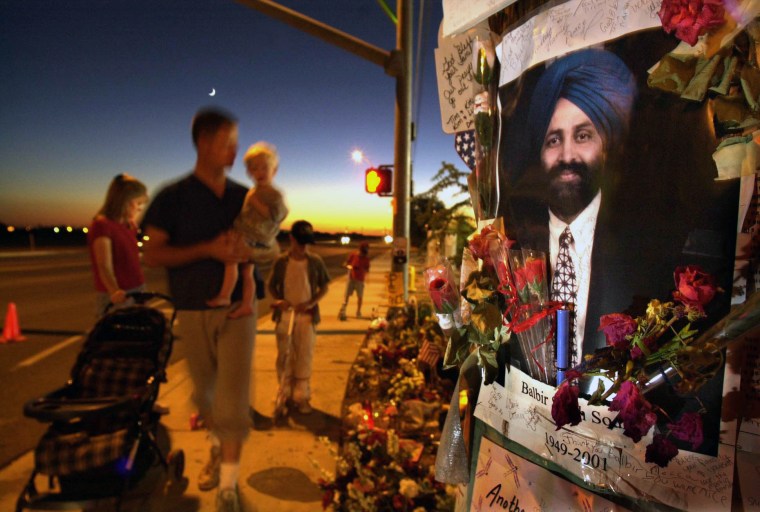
[{"xmin": 0, "ymin": 0, "xmax": 461, "ymax": 234}]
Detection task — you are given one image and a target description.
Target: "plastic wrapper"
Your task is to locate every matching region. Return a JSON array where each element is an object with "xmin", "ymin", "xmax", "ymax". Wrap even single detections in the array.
[{"xmin": 425, "ymin": 259, "xmax": 463, "ymax": 334}]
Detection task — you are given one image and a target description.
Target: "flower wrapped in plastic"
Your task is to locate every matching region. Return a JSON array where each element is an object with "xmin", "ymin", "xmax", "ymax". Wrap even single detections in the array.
[
  {"xmin": 424, "ymin": 260, "xmax": 463, "ymax": 333},
  {"xmin": 505, "ymin": 249, "xmax": 556, "ymax": 383},
  {"xmin": 426, "ymin": 224, "xmax": 512, "ymax": 383},
  {"xmin": 469, "ymin": 33, "xmax": 499, "ymax": 220}
]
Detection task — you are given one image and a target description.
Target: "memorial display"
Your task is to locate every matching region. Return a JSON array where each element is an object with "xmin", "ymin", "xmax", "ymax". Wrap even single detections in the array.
[{"xmin": 433, "ymin": 0, "xmax": 760, "ymax": 509}]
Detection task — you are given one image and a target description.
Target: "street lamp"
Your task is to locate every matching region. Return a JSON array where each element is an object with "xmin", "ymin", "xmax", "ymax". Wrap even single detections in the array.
[{"xmin": 351, "ymin": 149, "xmax": 365, "ymax": 164}]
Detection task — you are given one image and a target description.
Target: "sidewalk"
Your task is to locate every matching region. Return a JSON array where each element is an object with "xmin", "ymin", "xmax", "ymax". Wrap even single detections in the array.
[{"xmin": 1, "ymin": 252, "xmax": 393, "ymax": 512}]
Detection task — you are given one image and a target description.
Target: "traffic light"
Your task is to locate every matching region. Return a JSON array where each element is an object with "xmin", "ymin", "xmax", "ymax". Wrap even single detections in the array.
[{"xmin": 365, "ymin": 165, "xmax": 393, "ymax": 196}]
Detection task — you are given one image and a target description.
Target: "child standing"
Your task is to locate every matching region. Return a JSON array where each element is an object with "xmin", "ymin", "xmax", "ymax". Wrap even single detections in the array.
[
  {"xmin": 267, "ymin": 220, "xmax": 330, "ymax": 416},
  {"xmin": 208, "ymin": 141, "xmax": 289, "ymax": 318}
]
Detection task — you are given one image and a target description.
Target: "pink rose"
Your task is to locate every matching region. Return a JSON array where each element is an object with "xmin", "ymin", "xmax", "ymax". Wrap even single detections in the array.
[
  {"xmin": 598, "ymin": 313, "xmax": 637, "ymax": 350},
  {"xmin": 658, "ymin": 0, "xmax": 725, "ymax": 46}
]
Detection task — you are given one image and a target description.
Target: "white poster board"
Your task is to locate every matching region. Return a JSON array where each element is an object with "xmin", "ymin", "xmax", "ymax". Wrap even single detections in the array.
[
  {"xmin": 474, "ymin": 369, "xmax": 736, "ymax": 510},
  {"xmin": 442, "ymin": 0, "xmax": 519, "ymax": 37},
  {"xmin": 471, "ymin": 436, "xmax": 625, "ymax": 511}
]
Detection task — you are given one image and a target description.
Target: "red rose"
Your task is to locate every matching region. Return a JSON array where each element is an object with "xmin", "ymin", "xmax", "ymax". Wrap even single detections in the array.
[
  {"xmin": 609, "ymin": 381, "xmax": 657, "ymax": 442},
  {"xmin": 658, "ymin": 0, "xmax": 725, "ymax": 46},
  {"xmin": 598, "ymin": 313, "xmax": 637, "ymax": 350},
  {"xmin": 667, "ymin": 412, "xmax": 704, "ymax": 450},
  {"xmin": 645, "ymin": 434, "xmax": 680, "ymax": 467},
  {"xmin": 524, "ymin": 257, "xmax": 545, "ymax": 286},
  {"xmin": 513, "ymin": 257, "xmax": 545, "ymax": 303},
  {"xmin": 551, "ymin": 381, "xmax": 583, "ymax": 430},
  {"xmin": 672, "ymin": 265, "xmax": 717, "ymax": 312}
]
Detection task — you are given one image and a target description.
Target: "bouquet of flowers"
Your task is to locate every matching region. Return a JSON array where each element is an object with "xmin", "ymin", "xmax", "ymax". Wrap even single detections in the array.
[
  {"xmin": 316, "ymin": 425, "xmax": 456, "ymax": 511},
  {"xmin": 551, "ymin": 265, "xmax": 760, "ymax": 467},
  {"xmin": 424, "ymin": 223, "xmax": 562, "ymax": 385},
  {"xmin": 503, "ymin": 248, "xmax": 556, "ymax": 383},
  {"xmin": 424, "ymin": 225, "xmax": 512, "ymax": 384}
]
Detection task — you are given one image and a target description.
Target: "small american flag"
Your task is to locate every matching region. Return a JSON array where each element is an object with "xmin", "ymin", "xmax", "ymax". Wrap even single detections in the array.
[
  {"xmin": 455, "ymin": 129, "xmax": 477, "ymax": 171},
  {"xmin": 418, "ymin": 339, "xmax": 443, "ymax": 367}
]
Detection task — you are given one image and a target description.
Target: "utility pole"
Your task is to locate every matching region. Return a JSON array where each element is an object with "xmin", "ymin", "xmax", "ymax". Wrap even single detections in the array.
[
  {"xmin": 394, "ymin": 0, "xmax": 412, "ymax": 302},
  {"xmin": 235, "ymin": 0, "xmax": 413, "ymax": 301}
]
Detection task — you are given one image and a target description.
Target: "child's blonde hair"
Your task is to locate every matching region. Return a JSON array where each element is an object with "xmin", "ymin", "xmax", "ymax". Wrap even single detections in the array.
[{"xmin": 243, "ymin": 141, "xmax": 279, "ymax": 170}]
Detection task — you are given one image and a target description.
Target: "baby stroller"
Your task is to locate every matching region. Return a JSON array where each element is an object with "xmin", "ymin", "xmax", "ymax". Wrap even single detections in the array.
[{"xmin": 16, "ymin": 292, "xmax": 183, "ymax": 511}]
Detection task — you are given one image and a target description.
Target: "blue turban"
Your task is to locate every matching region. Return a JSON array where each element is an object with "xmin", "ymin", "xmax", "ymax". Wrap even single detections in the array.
[{"xmin": 527, "ymin": 49, "xmax": 636, "ymax": 159}]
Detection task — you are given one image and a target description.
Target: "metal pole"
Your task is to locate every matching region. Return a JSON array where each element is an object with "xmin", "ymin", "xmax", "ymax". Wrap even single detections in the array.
[
  {"xmin": 234, "ymin": 0, "xmax": 392, "ymax": 70},
  {"xmin": 393, "ymin": 0, "xmax": 412, "ymax": 301}
]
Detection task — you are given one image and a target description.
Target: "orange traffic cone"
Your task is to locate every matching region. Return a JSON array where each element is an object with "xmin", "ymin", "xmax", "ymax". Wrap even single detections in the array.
[{"xmin": 1, "ymin": 302, "xmax": 26, "ymax": 343}]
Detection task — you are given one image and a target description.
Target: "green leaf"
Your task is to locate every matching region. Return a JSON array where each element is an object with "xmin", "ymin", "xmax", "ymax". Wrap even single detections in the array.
[
  {"xmin": 470, "ymin": 302, "xmax": 503, "ymax": 335},
  {"xmin": 478, "ymin": 346, "xmax": 500, "ymax": 385},
  {"xmin": 443, "ymin": 328, "xmax": 470, "ymax": 369}
]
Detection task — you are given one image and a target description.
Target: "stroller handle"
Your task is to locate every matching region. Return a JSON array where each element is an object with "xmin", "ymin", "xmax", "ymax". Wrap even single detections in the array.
[
  {"xmin": 24, "ymin": 393, "xmax": 141, "ymax": 423},
  {"xmin": 103, "ymin": 291, "xmax": 177, "ymax": 322}
]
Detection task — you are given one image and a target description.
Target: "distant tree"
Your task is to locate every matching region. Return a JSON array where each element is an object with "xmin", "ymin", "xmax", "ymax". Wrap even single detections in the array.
[
  {"xmin": 415, "ymin": 162, "xmax": 476, "ymax": 266},
  {"xmin": 410, "ymin": 195, "xmax": 446, "ymax": 248}
]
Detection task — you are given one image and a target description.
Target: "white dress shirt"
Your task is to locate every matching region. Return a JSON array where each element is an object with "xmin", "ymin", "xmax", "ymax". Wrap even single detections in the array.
[{"xmin": 548, "ymin": 191, "xmax": 602, "ymax": 366}]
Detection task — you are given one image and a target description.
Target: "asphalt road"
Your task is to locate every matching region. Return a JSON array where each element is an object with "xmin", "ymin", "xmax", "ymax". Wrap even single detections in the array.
[{"xmin": 0, "ymin": 243, "xmax": 372, "ymax": 468}]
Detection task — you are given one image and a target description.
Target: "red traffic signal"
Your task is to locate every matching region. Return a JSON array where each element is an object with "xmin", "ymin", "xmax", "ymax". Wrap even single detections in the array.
[{"xmin": 365, "ymin": 166, "xmax": 393, "ymax": 196}]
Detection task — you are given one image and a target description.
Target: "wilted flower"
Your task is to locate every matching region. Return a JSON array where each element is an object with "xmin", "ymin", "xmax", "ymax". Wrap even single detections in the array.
[
  {"xmin": 609, "ymin": 381, "xmax": 657, "ymax": 442},
  {"xmin": 658, "ymin": 0, "xmax": 725, "ymax": 46},
  {"xmin": 598, "ymin": 313, "xmax": 637, "ymax": 350},
  {"xmin": 646, "ymin": 434, "xmax": 680, "ymax": 467},
  {"xmin": 551, "ymin": 381, "xmax": 582, "ymax": 430},
  {"xmin": 468, "ymin": 224, "xmax": 507, "ymax": 268},
  {"xmin": 667, "ymin": 412, "xmax": 704, "ymax": 450},
  {"xmin": 672, "ymin": 265, "xmax": 718, "ymax": 313},
  {"xmin": 645, "ymin": 299, "xmax": 670, "ymax": 323}
]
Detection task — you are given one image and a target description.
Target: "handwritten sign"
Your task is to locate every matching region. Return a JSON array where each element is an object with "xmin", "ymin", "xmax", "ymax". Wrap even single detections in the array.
[
  {"xmin": 442, "ymin": 0, "xmax": 519, "ymax": 37},
  {"xmin": 435, "ymin": 29, "xmax": 476, "ymax": 134},
  {"xmin": 496, "ymin": 0, "xmax": 663, "ymax": 87},
  {"xmin": 474, "ymin": 369, "xmax": 735, "ymax": 510},
  {"xmin": 471, "ymin": 437, "xmax": 621, "ymax": 511}
]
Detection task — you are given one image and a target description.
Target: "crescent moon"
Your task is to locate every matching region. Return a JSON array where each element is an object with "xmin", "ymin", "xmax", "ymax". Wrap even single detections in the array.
[{"xmin": 209, "ymin": 88, "xmax": 216, "ymax": 96}]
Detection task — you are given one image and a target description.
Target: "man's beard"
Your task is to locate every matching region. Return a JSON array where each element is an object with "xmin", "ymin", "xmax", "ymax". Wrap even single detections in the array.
[{"xmin": 544, "ymin": 160, "xmax": 602, "ymax": 221}]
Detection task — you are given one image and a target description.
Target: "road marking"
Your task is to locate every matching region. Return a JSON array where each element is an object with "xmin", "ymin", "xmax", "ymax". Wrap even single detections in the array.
[{"xmin": 12, "ymin": 335, "xmax": 83, "ymax": 371}]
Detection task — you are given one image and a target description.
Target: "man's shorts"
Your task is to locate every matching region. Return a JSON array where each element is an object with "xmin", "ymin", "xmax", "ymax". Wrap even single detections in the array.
[{"xmin": 345, "ymin": 279, "xmax": 365, "ymax": 298}]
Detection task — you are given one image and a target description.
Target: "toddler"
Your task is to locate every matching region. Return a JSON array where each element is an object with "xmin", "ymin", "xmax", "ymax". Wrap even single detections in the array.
[{"xmin": 208, "ymin": 141, "xmax": 288, "ymax": 317}]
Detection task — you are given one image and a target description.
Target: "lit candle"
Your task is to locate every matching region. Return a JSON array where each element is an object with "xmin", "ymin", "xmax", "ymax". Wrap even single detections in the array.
[{"xmin": 556, "ymin": 309, "xmax": 570, "ymax": 385}]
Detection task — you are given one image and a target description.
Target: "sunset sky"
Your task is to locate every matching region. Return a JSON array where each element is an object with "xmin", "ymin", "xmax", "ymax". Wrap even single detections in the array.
[{"xmin": 0, "ymin": 0, "xmax": 463, "ymax": 235}]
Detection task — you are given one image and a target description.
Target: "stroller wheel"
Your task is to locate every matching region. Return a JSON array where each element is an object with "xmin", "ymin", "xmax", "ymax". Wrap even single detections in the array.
[{"xmin": 167, "ymin": 449, "xmax": 185, "ymax": 481}]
